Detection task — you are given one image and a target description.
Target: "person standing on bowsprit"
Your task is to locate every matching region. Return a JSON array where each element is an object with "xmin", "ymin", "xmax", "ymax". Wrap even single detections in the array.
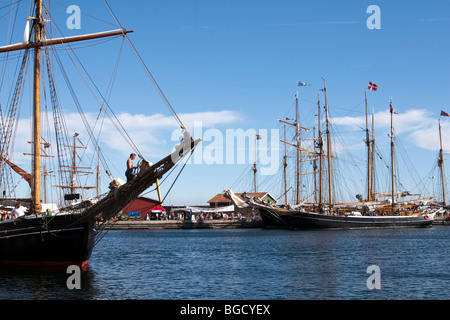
[{"xmin": 126, "ymin": 153, "xmax": 138, "ymax": 183}]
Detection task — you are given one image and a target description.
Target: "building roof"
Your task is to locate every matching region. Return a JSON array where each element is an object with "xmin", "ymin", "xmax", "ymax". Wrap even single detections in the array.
[
  {"xmin": 123, "ymin": 196, "xmax": 164, "ymax": 219},
  {"xmin": 123, "ymin": 196, "xmax": 161, "ymax": 213},
  {"xmin": 207, "ymin": 192, "xmax": 275, "ymax": 204},
  {"xmin": 134, "ymin": 196, "xmax": 161, "ymax": 204}
]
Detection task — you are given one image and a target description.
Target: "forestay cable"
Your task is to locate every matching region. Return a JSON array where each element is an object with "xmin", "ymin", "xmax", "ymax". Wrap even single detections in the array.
[{"xmin": 103, "ymin": 0, "xmax": 186, "ymax": 130}]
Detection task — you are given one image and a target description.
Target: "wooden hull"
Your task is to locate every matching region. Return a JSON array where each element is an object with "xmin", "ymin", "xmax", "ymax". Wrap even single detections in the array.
[
  {"xmin": 0, "ymin": 213, "xmax": 96, "ymax": 268},
  {"xmin": 259, "ymin": 207, "xmax": 435, "ymax": 230},
  {"xmin": 0, "ymin": 134, "xmax": 199, "ymax": 268}
]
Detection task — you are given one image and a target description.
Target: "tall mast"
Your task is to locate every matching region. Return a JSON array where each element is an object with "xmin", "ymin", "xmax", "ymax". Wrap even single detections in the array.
[
  {"xmin": 323, "ymin": 78, "xmax": 333, "ymax": 210},
  {"xmin": 438, "ymin": 119, "xmax": 446, "ymax": 206},
  {"xmin": 295, "ymin": 91, "xmax": 300, "ymax": 204},
  {"xmin": 253, "ymin": 135, "xmax": 258, "ymax": 193},
  {"xmin": 295, "ymin": 81, "xmax": 310, "ymax": 204},
  {"xmin": 97, "ymin": 147, "xmax": 101, "ymax": 198},
  {"xmin": 390, "ymin": 99, "xmax": 395, "ymax": 212},
  {"xmin": 317, "ymin": 93, "xmax": 323, "ymax": 211},
  {"xmin": 365, "ymin": 90, "xmax": 372, "ymax": 201},
  {"xmin": 283, "ymin": 125, "xmax": 288, "ymax": 205},
  {"xmin": 313, "ymin": 123, "xmax": 317, "ymax": 203},
  {"xmin": 0, "ymin": 1, "xmax": 134, "ymax": 212},
  {"xmin": 32, "ymin": 0, "xmax": 43, "ymax": 214},
  {"xmin": 71, "ymin": 134, "xmax": 77, "ymax": 195},
  {"xmin": 371, "ymin": 110, "xmax": 375, "ymax": 199}
]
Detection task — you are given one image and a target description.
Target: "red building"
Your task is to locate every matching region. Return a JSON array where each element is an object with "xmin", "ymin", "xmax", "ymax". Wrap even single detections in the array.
[{"xmin": 122, "ymin": 197, "xmax": 166, "ymax": 220}]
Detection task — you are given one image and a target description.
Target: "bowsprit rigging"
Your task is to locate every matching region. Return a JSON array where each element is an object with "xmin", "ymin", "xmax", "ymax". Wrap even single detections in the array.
[{"xmin": 0, "ymin": 0, "xmax": 200, "ymax": 268}]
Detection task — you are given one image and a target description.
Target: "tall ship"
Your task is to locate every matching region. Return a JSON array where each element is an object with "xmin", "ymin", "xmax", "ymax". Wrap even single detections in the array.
[
  {"xmin": 0, "ymin": 0, "xmax": 200, "ymax": 267},
  {"xmin": 227, "ymin": 80, "xmax": 439, "ymax": 229}
]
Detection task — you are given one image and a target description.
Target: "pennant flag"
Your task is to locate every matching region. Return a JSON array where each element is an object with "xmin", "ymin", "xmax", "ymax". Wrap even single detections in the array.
[
  {"xmin": 368, "ymin": 81, "xmax": 378, "ymax": 91},
  {"xmin": 440, "ymin": 110, "xmax": 450, "ymax": 117},
  {"xmin": 256, "ymin": 134, "xmax": 262, "ymax": 140},
  {"xmin": 389, "ymin": 102, "xmax": 398, "ymax": 115}
]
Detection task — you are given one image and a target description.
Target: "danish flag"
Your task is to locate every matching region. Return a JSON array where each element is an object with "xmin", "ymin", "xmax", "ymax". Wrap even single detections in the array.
[{"xmin": 368, "ymin": 81, "xmax": 378, "ymax": 91}]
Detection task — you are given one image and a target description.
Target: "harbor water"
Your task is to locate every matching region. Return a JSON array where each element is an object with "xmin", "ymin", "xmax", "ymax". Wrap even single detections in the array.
[{"xmin": 1, "ymin": 226, "xmax": 449, "ymax": 300}]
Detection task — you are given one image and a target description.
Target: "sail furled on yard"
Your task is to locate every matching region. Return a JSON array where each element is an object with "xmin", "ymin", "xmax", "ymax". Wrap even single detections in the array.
[{"xmin": 0, "ymin": 157, "xmax": 32, "ymax": 189}]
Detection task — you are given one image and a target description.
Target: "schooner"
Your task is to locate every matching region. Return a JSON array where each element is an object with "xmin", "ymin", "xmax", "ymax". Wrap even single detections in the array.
[
  {"xmin": 227, "ymin": 80, "xmax": 436, "ymax": 229},
  {"xmin": 0, "ymin": 0, "xmax": 200, "ymax": 267}
]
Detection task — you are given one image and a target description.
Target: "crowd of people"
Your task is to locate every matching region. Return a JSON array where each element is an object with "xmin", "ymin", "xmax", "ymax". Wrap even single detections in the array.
[{"xmin": 141, "ymin": 210, "xmax": 245, "ymax": 221}]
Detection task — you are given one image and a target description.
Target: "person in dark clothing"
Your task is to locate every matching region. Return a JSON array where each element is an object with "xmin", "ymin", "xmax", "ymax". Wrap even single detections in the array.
[{"xmin": 126, "ymin": 153, "xmax": 137, "ymax": 182}]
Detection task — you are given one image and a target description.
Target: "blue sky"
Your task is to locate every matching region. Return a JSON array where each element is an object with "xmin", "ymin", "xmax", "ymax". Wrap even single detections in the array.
[{"xmin": 1, "ymin": 0, "xmax": 449, "ymax": 206}]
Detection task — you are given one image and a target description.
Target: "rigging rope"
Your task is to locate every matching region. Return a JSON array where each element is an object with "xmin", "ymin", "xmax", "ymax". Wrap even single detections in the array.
[
  {"xmin": 162, "ymin": 147, "xmax": 196, "ymax": 202},
  {"xmin": 43, "ymin": 2, "xmax": 143, "ymax": 173},
  {"xmin": 0, "ymin": 48, "xmax": 29, "ymax": 197},
  {"xmin": 103, "ymin": 0, "xmax": 186, "ymax": 130}
]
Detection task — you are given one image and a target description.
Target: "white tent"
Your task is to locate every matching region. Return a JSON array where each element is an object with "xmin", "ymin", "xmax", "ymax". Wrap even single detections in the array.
[{"xmin": 183, "ymin": 205, "xmax": 235, "ymax": 213}]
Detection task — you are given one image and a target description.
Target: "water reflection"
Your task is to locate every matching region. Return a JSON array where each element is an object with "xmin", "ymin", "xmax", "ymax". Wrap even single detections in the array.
[{"xmin": 0, "ymin": 264, "xmax": 98, "ymax": 299}]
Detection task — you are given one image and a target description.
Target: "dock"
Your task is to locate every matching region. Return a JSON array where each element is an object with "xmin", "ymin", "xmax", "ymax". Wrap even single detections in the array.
[{"xmin": 104, "ymin": 219, "xmax": 264, "ymax": 230}]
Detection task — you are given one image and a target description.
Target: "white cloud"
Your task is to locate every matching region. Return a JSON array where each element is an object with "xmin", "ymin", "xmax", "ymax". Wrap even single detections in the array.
[
  {"xmin": 332, "ymin": 108, "xmax": 446, "ymax": 152},
  {"xmin": 7, "ymin": 109, "xmax": 243, "ymax": 167}
]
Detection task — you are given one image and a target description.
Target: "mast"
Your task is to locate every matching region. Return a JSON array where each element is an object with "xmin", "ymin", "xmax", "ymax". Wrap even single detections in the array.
[
  {"xmin": 365, "ymin": 90, "xmax": 372, "ymax": 201},
  {"xmin": 313, "ymin": 123, "xmax": 317, "ymax": 203},
  {"xmin": 253, "ymin": 134, "xmax": 258, "ymax": 193},
  {"xmin": 0, "ymin": 2, "xmax": 134, "ymax": 213},
  {"xmin": 317, "ymin": 93, "xmax": 323, "ymax": 211},
  {"xmin": 71, "ymin": 134, "xmax": 77, "ymax": 195},
  {"xmin": 371, "ymin": 110, "xmax": 375, "ymax": 200},
  {"xmin": 438, "ymin": 119, "xmax": 446, "ymax": 206},
  {"xmin": 97, "ymin": 147, "xmax": 101, "ymax": 198},
  {"xmin": 295, "ymin": 81, "xmax": 310, "ymax": 204},
  {"xmin": 323, "ymin": 78, "xmax": 333, "ymax": 210},
  {"xmin": 295, "ymin": 91, "xmax": 300, "ymax": 204},
  {"xmin": 283, "ymin": 125, "xmax": 288, "ymax": 205},
  {"xmin": 32, "ymin": 0, "xmax": 43, "ymax": 214},
  {"xmin": 390, "ymin": 99, "xmax": 395, "ymax": 212}
]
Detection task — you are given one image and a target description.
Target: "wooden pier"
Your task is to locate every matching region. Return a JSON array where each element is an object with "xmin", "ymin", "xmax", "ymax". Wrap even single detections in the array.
[{"xmin": 104, "ymin": 219, "xmax": 264, "ymax": 230}]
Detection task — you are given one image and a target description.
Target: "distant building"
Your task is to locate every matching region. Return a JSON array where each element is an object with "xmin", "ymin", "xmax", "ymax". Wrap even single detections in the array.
[
  {"xmin": 122, "ymin": 196, "xmax": 166, "ymax": 220},
  {"xmin": 207, "ymin": 192, "xmax": 276, "ymax": 208}
]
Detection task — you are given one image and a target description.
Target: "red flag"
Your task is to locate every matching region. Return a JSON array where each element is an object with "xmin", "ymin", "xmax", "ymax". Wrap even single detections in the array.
[
  {"xmin": 440, "ymin": 110, "xmax": 450, "ymax": 117},
  {"xmin": 368, "ymin": 81, "xmax": 378, "ymax": 91},
  {"xmin": 389, "ymin": 102, "xmax": 398, "ymax": 115},
  {"xmin": 256, "ymin": 134, "xmax": 262, "ymax": 140}
]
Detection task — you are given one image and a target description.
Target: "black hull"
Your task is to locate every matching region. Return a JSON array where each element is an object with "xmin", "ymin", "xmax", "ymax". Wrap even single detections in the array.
[
  {"xmin": 0, "ymin": 213, "xmax": 96, "ymax": 267},
  {"xmin": 259, "ymin": 207, "xmax": 434, "ymax": 230}
]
